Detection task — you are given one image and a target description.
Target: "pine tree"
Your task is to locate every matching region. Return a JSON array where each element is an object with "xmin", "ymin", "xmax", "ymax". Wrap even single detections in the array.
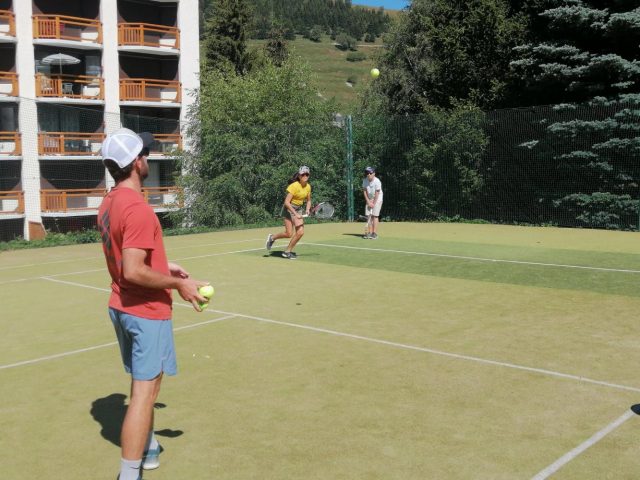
[
  {"xmin": 203, "ymin": 0, "xmax": 253, "ymax": 75},
  {"xmin": 501, "ymin": 1, "xmax": 640, "ymax": 229}
]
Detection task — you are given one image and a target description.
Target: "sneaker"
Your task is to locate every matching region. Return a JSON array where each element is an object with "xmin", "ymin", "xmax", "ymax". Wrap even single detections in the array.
[
  {"xmin": 282, "ymin": 251, "xmax": 296, "ymax": 259},
  {"xmin": 363, "ymin": 233, "xmax": 370, "ymax": 239},
  {"xmin": 370, "ymin": 233, "xmax": 378, "ymax": 239},
  {"xmin": 290, "ymin": 252, "xmax": 297, "ymax": 258},
  {"xmin": 142, "ymin": 445, "xmax": 162, "ymax": 470},
  {"xmin": 266, "ymin": 234, "xmax": 274, "ymax": 251}
]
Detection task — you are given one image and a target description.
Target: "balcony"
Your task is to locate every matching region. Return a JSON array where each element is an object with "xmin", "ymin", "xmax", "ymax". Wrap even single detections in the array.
[
  {"xmin": 120, "ymin": 78, "xmax": 181, "ymax": 104},
  {"xmin": 152, "ymin": 134, "xmax": 182, "ymax": 155},
  {"xmin": 35, "ymin": 73, "xmax": 103, "ymax": 101},
  {"xmin": 33, "ymin": 15, "xmax": 102, "ymax": 45},
  {"xmin": 119, "ymin": 23, "xmax": 180, "ymax": 51},
  {"xmin": 0, "ymin": 190, "xmax": 23, "ymax": 214},
  {"xmin": 40, "ymin": 186, "xmax": 181, "ymax": 213},
  {"xmin": 38, "ymin": 132, "xmax": 104, "ymax": 156},
  {"xmin": 0, "ymin": 10, "xmax": 15, "ymax": 39},
  {"xmin": 0, "ymin": 71, "xmax": 18, "ymax": 97},
  {"xmin": 0, "ymin": 131, "xmax": 20, "ymax": 156}
]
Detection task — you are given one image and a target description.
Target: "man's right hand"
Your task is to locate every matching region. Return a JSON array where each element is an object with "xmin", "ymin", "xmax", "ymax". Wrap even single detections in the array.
[{"xmin": 177, "ymin": 278, "xmax": 210, "ymax": 312}]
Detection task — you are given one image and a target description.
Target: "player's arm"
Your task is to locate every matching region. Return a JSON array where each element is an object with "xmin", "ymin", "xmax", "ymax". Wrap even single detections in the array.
[
  {"xmin": 122, "ymin": 248, "xmax": 208, "ymax": 309},
  {"xmin": 283, "ymin": 192, "xmax": 301, "ymax": 218},
  {"xmin": 305, "ymin": 192, "xmax": 312, "ymax": 216}
]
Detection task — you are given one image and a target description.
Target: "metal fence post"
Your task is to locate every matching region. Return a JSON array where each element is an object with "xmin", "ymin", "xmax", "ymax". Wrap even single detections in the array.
[{"xmin": 346, "ymin": 115, "xmax": 354, "ymax": 221}]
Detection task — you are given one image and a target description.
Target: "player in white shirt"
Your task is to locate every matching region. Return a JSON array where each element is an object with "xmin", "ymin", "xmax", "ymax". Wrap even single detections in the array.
[{"xmin": 362, "ymin": 166, "xmax": 383, "ymax": 239}]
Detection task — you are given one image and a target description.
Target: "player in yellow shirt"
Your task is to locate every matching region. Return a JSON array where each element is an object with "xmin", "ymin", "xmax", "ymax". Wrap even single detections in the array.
[{"xmin": 266, "ymin": 166, "xmax": 312, "ymax": 259}]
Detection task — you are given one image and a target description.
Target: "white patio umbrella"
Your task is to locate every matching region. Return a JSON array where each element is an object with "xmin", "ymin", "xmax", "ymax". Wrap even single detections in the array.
[{"xmin": 41, "ymin": 53, "xmax": 81, "ymax": 71}]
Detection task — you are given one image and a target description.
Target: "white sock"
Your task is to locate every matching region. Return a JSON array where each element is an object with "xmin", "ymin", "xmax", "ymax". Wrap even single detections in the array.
[
  {"xmin": 146, "ymin": 430, "xmax": 159, "ymax": 452},
  {"xmin": 119, "ymin": 458, "xmax": 141, "ymax": 480}
]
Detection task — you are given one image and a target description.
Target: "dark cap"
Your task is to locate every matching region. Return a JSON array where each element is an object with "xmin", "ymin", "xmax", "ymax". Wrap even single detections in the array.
[{"xmin": 364, "ymin": 166, "xmax": 375, "ymax": 174}]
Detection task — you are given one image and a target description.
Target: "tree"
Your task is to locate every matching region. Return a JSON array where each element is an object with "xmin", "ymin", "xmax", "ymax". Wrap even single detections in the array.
[
  {"xmin": 202, "ymin": 0, "xmax": 254, "ymax": 75},
  {"xmin": 367, "ymin": 0, "xmax": 527, "ymax": 114},
  {"xmin": 174, "ymin": 57, "xmax": 346, "ymax": 228},
  {"xmin": 498, "ymin": 1, "xmax": 640, "ymax": 229}
]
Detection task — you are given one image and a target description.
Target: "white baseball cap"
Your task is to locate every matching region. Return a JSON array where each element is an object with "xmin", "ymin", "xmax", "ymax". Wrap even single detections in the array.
[
  {"xmin": 298, "ymin": 165, "xmax": 310, "ymax": 175},
  {"xmin": 101, "ymin": 128, "xmax": 155, "ymax": 168}
]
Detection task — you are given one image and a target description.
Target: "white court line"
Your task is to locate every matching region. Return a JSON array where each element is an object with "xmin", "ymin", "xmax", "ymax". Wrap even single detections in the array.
[
  {"xmin": 10, "ymin": 277, "xmax": 640, "ymax": 395},
  {"xmin": 531, "ymin": 409, "xmax": 637, "ymax": 479},
  {"xmin": 303, "ymin": 242, "xmax": 640, "ymax": 274},
  {"xmin": 0, "ymin": 238, "xmax": 263, "ymax": 272},
  {"xmin": 0, "ymin": 246, "xmax": 265, "ymax": 286},
  {"xmin": 0, "ymin": 310, "xmax": 235, "ymax": 370}
]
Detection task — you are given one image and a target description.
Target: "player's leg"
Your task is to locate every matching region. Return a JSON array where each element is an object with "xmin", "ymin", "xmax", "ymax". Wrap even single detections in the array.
[
  {"xmin": 371, "ymin": 202, "xmax": 382, "ymax": 238},
  {"xmin": 271, "ymin": 215, "xmax": 294, "ymax": 242}
]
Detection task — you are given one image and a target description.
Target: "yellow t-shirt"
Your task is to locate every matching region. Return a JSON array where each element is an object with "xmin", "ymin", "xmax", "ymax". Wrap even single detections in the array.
[{"xmin": 286, "ymin": 181, "xmax": 311, "ymax": 206}]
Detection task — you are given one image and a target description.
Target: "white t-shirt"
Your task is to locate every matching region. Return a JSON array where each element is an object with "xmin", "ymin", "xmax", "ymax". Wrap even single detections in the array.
[{"xmin": 362, "ymin": 177, "xmax": 383, "ymax": 203}]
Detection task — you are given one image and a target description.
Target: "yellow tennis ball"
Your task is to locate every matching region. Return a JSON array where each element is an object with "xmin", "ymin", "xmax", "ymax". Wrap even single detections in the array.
[
  {"xmin": 370, "ymin": 68, "xmax": 380, "ymax": 79},
  {"xmin": 199, "ymin": 285, "xmax": 215, "ymax": 299}
]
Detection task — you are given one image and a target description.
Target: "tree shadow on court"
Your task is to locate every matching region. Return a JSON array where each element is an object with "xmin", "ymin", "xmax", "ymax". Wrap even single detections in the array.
[{"xmin": 90, "ymin": 393, "xmax": 184, "ymax": 447}]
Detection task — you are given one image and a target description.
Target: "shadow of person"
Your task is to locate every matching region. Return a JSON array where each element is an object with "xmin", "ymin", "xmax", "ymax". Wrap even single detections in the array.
[
  {"xmin": 90, "ymin": 394, "xmax": 185, "ymax": 447},
  {"xmin": 90, "ymin": 393, "xmax": 127, "ymax": 447}
]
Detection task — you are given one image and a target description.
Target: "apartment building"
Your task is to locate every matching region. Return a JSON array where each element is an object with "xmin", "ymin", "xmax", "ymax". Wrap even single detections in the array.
[{"xmin": 0, "ymin": 0, "xmax": 199, "ymax": 241}]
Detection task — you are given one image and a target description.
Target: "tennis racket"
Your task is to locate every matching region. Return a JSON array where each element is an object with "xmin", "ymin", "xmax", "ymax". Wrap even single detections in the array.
[
  {"xmin": 302, "ymin": 202, "xmax": 335, "ymax": 219},
  {"xmin": 358, "ymin": 213, "xmax": 374, "ymax": 236}
]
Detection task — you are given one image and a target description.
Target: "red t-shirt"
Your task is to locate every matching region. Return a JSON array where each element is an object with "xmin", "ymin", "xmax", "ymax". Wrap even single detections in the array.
[{"xmin": 97, "ymin": 186, "xmax": 172, "ymax": 319}]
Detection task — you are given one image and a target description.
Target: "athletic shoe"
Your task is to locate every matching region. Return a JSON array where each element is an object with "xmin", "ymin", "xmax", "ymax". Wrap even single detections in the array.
[
  {"xmin": 363, "ymin": 233, "xmax": 370, "ymax": 239},
  {"xmin": 266, "ymin": 234, "xmax": 274, "ymax": 251},
  {"xmin": 290, "ymin": 252, "xmax": 297, "ymax": 258},
  {"xmin": 142, "ymin": 445, "xmax": 162, "ymax": 470},
  {"xmin": 282, "ymin": 251, "xmax": 296, "ymax": 259},
  {"xmin": 370, "ymin": 233, "xmax": 378, "ymax": 239}
]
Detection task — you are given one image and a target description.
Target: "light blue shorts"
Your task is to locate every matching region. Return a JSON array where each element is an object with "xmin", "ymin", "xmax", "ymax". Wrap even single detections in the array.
[{"xmin": 109, "ymin": 307, "xmax": 177, "ymax": 381}]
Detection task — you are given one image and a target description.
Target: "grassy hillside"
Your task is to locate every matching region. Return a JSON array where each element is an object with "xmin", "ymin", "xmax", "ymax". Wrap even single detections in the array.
[{"xmin": 249, "ymin": 35, "xmax": 385, "ymax": 113}]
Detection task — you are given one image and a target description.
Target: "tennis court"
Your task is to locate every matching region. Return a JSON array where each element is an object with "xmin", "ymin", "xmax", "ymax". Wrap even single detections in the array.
[{"xmin": 2, "ymin": 222, "xmax": 640, "ymax": 479}]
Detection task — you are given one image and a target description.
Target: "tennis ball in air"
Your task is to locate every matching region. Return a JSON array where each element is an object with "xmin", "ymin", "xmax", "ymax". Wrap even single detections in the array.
[{"xmin": 370, "ymin": 68, "xmax": 380, "ymax": 79}]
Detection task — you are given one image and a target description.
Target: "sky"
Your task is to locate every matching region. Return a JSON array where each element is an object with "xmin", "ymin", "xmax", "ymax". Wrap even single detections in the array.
[{"xmin": 351, "ymin": 0, "xmax": 410, "ymax": 10}]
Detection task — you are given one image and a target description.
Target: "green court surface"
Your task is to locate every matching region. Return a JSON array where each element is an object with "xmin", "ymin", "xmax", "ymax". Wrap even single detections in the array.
[{"xmin": 2, "ymin": 222, "xmax": 640, "ymax": 479}]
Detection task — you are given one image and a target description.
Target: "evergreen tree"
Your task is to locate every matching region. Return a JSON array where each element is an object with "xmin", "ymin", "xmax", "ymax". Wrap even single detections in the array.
[
  {"xmin": 499, "ymin": 1, "xmax": 640, "ymax": 229},
  {"xmin": 203, "ymin": 0, "xmax": 254, "ymax": 75}
]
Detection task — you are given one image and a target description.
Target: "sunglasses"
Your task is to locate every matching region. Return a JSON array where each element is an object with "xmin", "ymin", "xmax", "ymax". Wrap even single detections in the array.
[{"xmin": 300, "ymin": 173, "xmax": 310, "ymax": 177}]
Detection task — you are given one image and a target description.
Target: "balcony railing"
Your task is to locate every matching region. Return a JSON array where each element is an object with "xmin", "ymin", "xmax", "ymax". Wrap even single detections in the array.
[
  {"xmin": 118, "ymin": 23, "xmax": 180, "ymax": 49},
  {"xmin": 33, "ymin": 14, "xmax": 102, "ymax": 43},
  {"xmin": 40, "ymin": 187, "xmax": 181, "ymax": 212},
  {"xmin": 152, "ymin": 134, "xmax": 182, "ymax": 154},
  {"xmin": 38, "ymin": 132, "xmax": 105, "ymax": 156},
  {"xmin": 0, "ymin": 10, "xmax": 16, "ymax": 37},
  {"xmin": 0, "ymin": 71, "xmax": 18, "ymax": 97},
  {"xmin": 35, "ymin": 73, "xmax": 104, "ymax": 100},
  {"xmin": 120, "ymin": 78, "xmax": 181, "ymax": 103},
  {"xmin": 0, "ymin": 190, "xmax": 24, "ymax": 214},
  {"xmin": 0, "ymin": 131, "xmax": 21, "ymax": 155}
]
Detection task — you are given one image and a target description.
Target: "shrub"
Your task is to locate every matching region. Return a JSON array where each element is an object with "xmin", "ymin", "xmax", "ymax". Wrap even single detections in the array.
[{"xmin": 346, "ymin": 51, "xmax": 367, "ymax": 62}]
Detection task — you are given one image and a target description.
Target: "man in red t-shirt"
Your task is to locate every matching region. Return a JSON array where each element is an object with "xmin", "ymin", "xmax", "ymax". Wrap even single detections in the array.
[{"xmin": 97, "ymin": 128, "xmax": 209, "ymax": 480}]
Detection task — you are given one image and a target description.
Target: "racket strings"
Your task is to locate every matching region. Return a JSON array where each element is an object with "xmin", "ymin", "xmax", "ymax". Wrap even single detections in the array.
[{"xmin": 314, "ymin": 202, "xmax": 335, "ymax": 219}]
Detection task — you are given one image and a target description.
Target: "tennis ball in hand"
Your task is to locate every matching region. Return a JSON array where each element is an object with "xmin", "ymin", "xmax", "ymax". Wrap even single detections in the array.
[
  {"xmin": 370, "ymin": 68, "xmax": 380, "ymax": 79},
  {"xmin": 198, "ymin": 285, "xmax": 215, "ymax": 309}
]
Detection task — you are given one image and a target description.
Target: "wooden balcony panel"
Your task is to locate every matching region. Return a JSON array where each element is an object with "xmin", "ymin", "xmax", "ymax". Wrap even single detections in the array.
[
  {"xmin": 0, "ymin": 10, "xmax": 16, "ymax": 37},
  {"xmin": 0, "ymin": 72, "xmax": 18, "ymax": 97},
  {"xmin": 0, "ymin": 190, "xmax": 24, "ymax": 214},
  {"xmin": 40, "ymin": 188, "xmax": 106, "ymax": 212},
  {"xmin": 118, "ymin": 23, "xmax": 179, "ymax": 49},
  {"xmin": 33, "ymin": 14, "xmax": 102, "ymax": 43},
  {"xmin": 142, "ymin": 186, "xmax": 182, "ymax": 208},
  {"xmin": 38, "ymin": 132, "xmax": 105, "ymax": 156},
  {"xmin": 40, "ymin": 187, "xmax": 182, "ymax": 212},
  {"xmin": 0, "ymin": 131, "xmax": 21, "ymax": 155},
  {"xmin": 120, "ymin": 78, "xmax": 181, "ymax": 103},
  {"xmin": 35, "ymin": 73, "xmax": 104, "ymax": 100},
  {"xmin": 152, "ymin": 134, "xmax": 182, "ymax": 154}
]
